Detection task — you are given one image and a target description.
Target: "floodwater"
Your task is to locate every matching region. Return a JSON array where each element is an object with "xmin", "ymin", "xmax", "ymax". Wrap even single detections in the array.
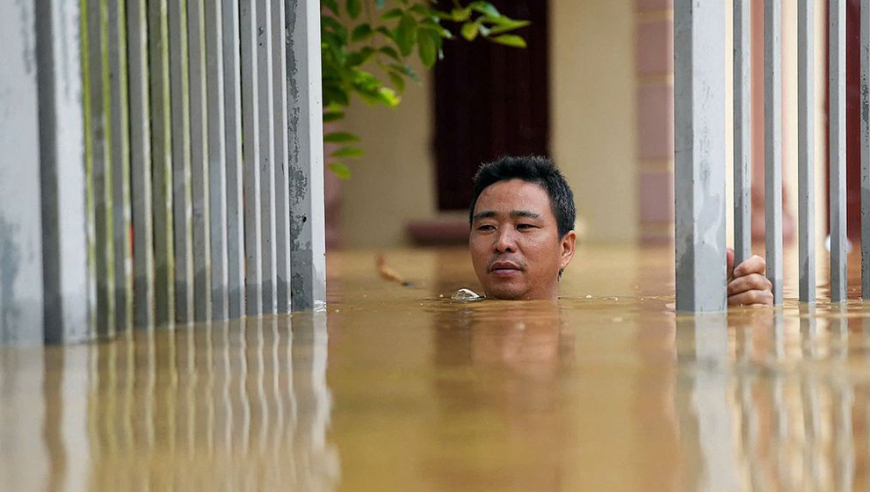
[{"xmin": 3, "ymin": 244, "xmax": 870, "ymax": 491}]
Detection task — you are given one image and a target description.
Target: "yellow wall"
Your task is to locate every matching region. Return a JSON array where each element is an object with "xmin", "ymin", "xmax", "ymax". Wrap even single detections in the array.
[{"xmin": 339, "ymin": 0, "xmax": 640, "ymax": 248}]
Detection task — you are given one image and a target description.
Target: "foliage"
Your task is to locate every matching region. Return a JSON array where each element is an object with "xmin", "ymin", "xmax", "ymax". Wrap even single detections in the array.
[{"xmin": 321, "ymin": 0, "xmax": 529, "ymax": 178}]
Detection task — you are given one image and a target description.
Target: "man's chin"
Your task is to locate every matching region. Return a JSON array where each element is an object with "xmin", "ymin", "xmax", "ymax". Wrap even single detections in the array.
[{"xmin": 483, "ymin": 285, "xmax": 528, "ymax": 300}]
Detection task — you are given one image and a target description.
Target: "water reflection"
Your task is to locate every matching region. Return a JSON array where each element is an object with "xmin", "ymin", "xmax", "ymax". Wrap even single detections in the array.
[
  {"xmin": 0, "ymin": 314, "xmax": 338, "ymax": 492},
  {"xmin": 675, "ymin": 305, "xmax": 870, "ymax": 492}
]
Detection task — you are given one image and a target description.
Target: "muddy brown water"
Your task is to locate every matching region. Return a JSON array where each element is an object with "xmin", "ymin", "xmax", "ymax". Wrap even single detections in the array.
[{"xmin": 2, "ymin": 245, "xmax": 870, "ymax": 491}]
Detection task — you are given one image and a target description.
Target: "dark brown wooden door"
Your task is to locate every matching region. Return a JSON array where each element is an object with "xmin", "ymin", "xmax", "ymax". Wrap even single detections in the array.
[
  {"xmin": 826, "ymin": 0, "xmax": 863, "ymax": 239},
  {"xmin": 433, "ymin": 0, "xmax": 550, "ymax": 211}
]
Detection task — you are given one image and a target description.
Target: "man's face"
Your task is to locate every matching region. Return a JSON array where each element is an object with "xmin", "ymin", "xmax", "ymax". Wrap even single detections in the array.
[{"xmin": 469, "ymin": 179, "xmax": 576, "ymax": 300}]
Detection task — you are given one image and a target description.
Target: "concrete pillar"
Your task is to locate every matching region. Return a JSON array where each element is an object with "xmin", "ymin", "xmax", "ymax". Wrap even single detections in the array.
[
  {"xmin": 287, "ymin": 0, "xmax": 327, "ymax": 311},
  {"xmin": 674, "ymin": 0, "xmax": 727, "ymax": 312}
]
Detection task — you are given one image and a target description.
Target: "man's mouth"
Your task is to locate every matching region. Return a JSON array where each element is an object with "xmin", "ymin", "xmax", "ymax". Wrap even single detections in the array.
[{"xmin": 489, "ymin": 261, "xmax": 522, "ymax": 277}]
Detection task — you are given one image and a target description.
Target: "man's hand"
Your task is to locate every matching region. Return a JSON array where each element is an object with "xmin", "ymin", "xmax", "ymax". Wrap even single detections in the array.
[{"xmin": 726, "ymin": 248, "xmax": 773, "ymax": 306}]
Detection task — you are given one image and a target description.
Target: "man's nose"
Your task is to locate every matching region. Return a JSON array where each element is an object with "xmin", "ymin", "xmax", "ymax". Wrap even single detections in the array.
[{"xmin": 494, "ymin": 228, "xmax": 517, "ymax": 253}]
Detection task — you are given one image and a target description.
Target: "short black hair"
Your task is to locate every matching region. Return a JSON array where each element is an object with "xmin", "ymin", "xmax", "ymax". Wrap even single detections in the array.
[{"xmin": 469, "ymin": 155, "xmax": 576, "ymax": 238}]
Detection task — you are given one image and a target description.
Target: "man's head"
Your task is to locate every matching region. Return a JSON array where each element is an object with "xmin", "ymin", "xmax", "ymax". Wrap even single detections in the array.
[{"xmin": 468, "ymin": 156, "xmax": 577, "ymax": 300}]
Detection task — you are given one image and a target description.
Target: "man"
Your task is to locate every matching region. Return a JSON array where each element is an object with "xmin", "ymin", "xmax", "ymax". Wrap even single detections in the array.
[{"xmin": 468, "ymin": 156, "xmax": 773, "ymax": 305}]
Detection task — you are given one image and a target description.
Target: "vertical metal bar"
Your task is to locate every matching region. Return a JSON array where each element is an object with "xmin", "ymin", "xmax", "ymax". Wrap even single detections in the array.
[
  {"xmin": 168, "ymin": 0, "xmax": 195, "ymax": 323},
  {"xmin": 862, "ymin": 0, "xmax": 870, "ymax": 300},
  {"xmin": 673, "ymin": 0, "xmax": 727, "ymax": 312},
  {"xmin": 128, "ymin": 0, "xmax": 155, "ymax": 329},
  {"xmin": 205, "ymin": 0, "xmax": 229, "ymax": 321},
  {"xmin": 36, "ymin": 0, "xmax": 93, "ymax": 343},
  {"xmin": 831, "ymin": 0, "xmax": 848, "ymax": 303},
  {"xmin": 734, "ymin": 0, "xmax": 752, "ymax": 266},
  {"xmin": 108, "ymin": 0, "xmax": 134, "ymax": 331},
  {"xmin": 0, "ymin": 0, "xmax": 45, "ymax": 344},
  {"xmin": 148, "ymin": 0, "xmax": 176, "ymax": 327},
  {"xmin": 765, "ymin": 0, "xmax": 783, "ymax": 307},
  {"xmin": 272, "ymin": 0, "xmax": 292, "ymax": 313},
  {"xmin": 223, "ymin": 0, "xmax": 245, "ymax": 319},
  {"xmin": 287, "ymin": 0, "xmax": 327, "ymax": 311},
  {"xmin": 187, "ymin": 0, "xmax": 212, "ymax": 322},
  {"xmin": 799, "ymin": 0, "xmax": 816, "ymax": 304},
  {"xmin": 240, "ymin": 0, "xmax": 263, "ymax": 316},
  {"xmin": 87, "ymin": 0, "xmax": 117, "ymax": 336},
  {"xmin": 258, "ymin": 0, "xmax": 278, "ymax": 315}
]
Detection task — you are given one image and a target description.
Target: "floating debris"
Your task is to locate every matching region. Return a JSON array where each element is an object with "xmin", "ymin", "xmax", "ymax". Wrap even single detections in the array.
[
  {"xmin": 585, "ymin": 294, "xmax": 593, "ymax": 299},
  {"xmin": 376, "ymin": 254, "xmax": 413, "ymax": 287},
  {"xmin": 452, "ymin": 288, "xmax": 484, "ymax": 302}
]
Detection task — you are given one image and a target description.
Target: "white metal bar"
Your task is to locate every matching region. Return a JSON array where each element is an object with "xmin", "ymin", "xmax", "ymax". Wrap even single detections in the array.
[
  {"xmin": 240, "ymin": 0, "xmax": 263, "ymax": 316},
  {"xmin": 288, "ymin": 0, "xmax": 327, "ymax": 311},
  {"xmin": 148, "ymin": 0, "xmax": 176, "ymax": 327},
  {"xmin": 108, "ymin": 0, "xmax": 134, "ymax": 331},
  {"xmin": 765, "ymin": 0, "xmax": 783, "ymax": 306},
  {"xmin": 673, "ymin": 0, "xmax": 727, "ymax": 312},
  {"xmin": 223, "ymin": 0, "xmax": 245, "ymax": 319},
  {"xmin": 169, "ymin": 0, "xmax": 195, "ymax": 323},
  {"xmin": 187, "ymin": 0, "xmax": 212, "ymax": 322},
  {"xmin": 258, "ymin": 0, "xmax": 278, "ymax": 315},
  {"xmin": 862, "ymin": 0, "xmax": 870, "ymax": 300},
  {"xmin": 205, "ymin": 0, "xmax": 229, "ymax": 321},
  {"xmin": 87, "ymin": 0, "xmax": 117, "ymax": 336},
  {"xmin": 831, "ymin": 0, "xmax": 848, "ymax": 303},
  {"xmin": 1, "ymin": 0, "xmax": 46, "ymax": 344},
  {"xmin": 800, "ymin": 0, "xmax": 816, "ymax": 304},
  {"xmin": 272, "ymin": 0, "xmax": 292, "ymax": 313},
  {"xmin": 128, "ymin": 0, "xmax": 155, "ymax": 329},
  {"xmin": 36, "ymin": 0, "xmax": 92, "ymax": 343},
  {"xmin": 734, "ymin": 0, "xmax": 752, "ymax": 266}
]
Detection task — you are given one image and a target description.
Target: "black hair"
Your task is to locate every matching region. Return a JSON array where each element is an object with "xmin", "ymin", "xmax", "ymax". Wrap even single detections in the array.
[{"xmin": 469, "ymin": 155, "xmax": 576, "ymax": 238}]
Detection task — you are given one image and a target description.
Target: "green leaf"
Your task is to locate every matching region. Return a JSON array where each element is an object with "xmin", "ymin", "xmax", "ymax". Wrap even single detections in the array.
[
  {"xmin": 321, "ymin": 16, "xmax": 348, "ymax": 43},
  {"xmin": 328, "ymin": 162, "xmax": 352, "ymax": 180},
  {"xmin": 388, "ymin": 71, "xmax": 405, "ymax": 93},
  {"xmin": 388, "ymin": 62, "xmax": 420, "ymax": 82},
  {"xmin": 323, "ymin": 87, "xmax": 349, "ymax": 106},
  {"xmin": 376, "ymin": 87, "xmax": 400, "ymax": 107},
  {"xmin": 420, "ymin": 19, "xmax": 453, "ymax": 39},
  {"xmin": 395, "ymin": 14, "xmax": 417, "ymax": 56},
  {"xmin": 322, "ymin": 0, "xmax": 339, "ymax": 16},
  {"xmin": 450, "ymin": 7, "xmax": 472, "ymax": 21},
  {"xmin": 324, "ymin": 131, "xmax": 360, "ymax": 143},
  {"xmin": 490, "ymin": 34, "xmax": 526, "ymax": 48},
  {"xmin": 461, "ymin": 21, "xmax": 478, "ymax": 41},
  {"xmin": 332, "ymin": 146, "xmax": 366, "ymax": 158},
  {"xmin": 469, "ymin": 1, "xmax": 499, "ymax": 17},
  {"xmin": 381, "ymin": 8, "xmax": 403, "ymax": 20},
  {"xmin": 411, "ymin": 4, "xmax": 449, "ymax": 20},
  {"xmin": 417, "ymin": 28, "xmax": 439, "ymax": 68},
  {"xmin": 347, "ymin": 47, "xmax": 376, "ymax": 67},
  {"xmin": 375, "ymin": 26, "xmax": 394, "ymax": 41},
  {"xmin": 346, "ymin": 0, "xmax": 362, "ymax": 19},
  {"xmin": 487, "ymin": 19, "xmax": 531, "ymax": 35},
  {"xmin": 351, "ymin": 24, "xmax": 374, "ymax": 42},
  {"xmin": 323, "ymin": 111, "xmax": 345, "ymax": 123},
  {"xmin": 379, "ymin": 46, "xmax": 401, "ymax": 61}
]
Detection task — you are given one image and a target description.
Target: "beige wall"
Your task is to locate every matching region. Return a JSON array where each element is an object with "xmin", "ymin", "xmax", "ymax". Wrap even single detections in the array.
[
  {"xmin": 339, "ymin": 59, "xmax": 442, "ymax": 248},
  {"xmin": 339, "ymin": 0, "xmax": 640, "ymax": 248},
  {"xmin": 551, "ymin": 0, "xmax": 638, "ymax": 244}
]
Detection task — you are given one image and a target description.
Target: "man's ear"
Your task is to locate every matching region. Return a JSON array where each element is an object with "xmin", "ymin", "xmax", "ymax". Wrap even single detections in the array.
[{"xmin": 560, "ymin": 230, "xmax": 577, "ymax": 271}]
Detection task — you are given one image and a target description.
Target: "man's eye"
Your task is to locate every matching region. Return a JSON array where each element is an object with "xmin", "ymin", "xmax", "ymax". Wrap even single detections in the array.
[
  {"xmin": 517, "ymin": 224, "xmax": 537, "ymax": 230},
  {"xmin": 477, "ymin": 224, "xmax": 496, "ymax": 231}
]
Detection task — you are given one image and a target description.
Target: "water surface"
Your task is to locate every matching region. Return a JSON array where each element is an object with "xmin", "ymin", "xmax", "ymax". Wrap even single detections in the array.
[{"xmin": 2, "ymin": 245, "xmax": 870, "ymax": 491}]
